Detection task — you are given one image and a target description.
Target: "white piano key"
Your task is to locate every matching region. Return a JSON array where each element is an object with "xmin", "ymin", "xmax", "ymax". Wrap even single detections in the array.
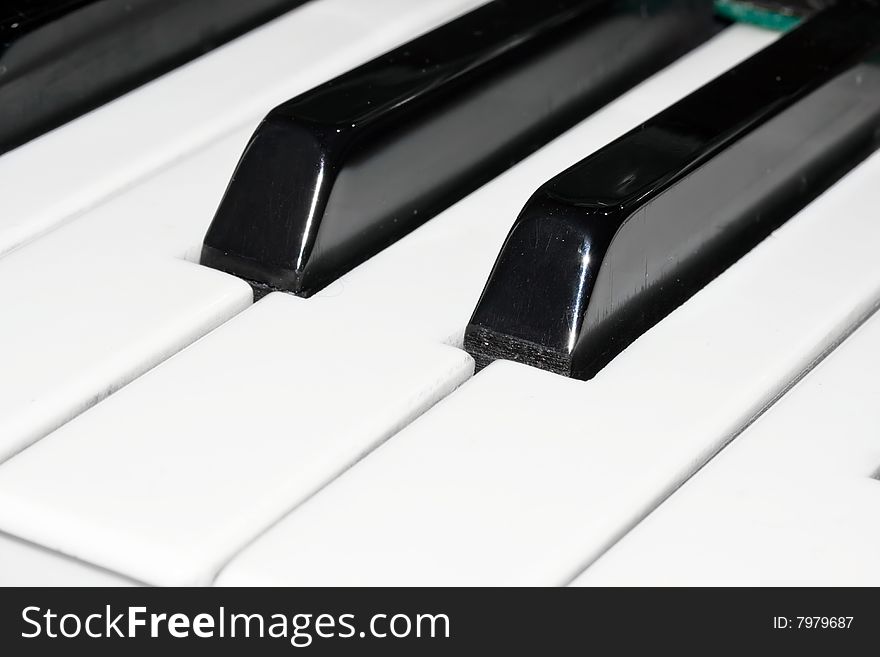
[
  {"xmin": 0, "ymin": 293, "xmax": 473, "ymax": 586},
  {"xmin": 214, "ymin": 146, "xmax": 880, "ymax": 586},
  {"xmin": 0, "ymin": 118, "xmax": 266, "ymax": 462},
  {"xmin": 573, "ymin": 312, "xmax": 880, "ymax": 587},
  {"xmin": 0, "ymin": 253, "xmax": 251, "ymax": 463},
  {"xmin": 307, "ymin": 25, "xmax": 779, "ymax": 346},
  {"xmin": 0, "ymin": 533, "xmax": 137, "ymax": 587},
  {"xmin": 0, "ymin": 0, "xmax": 484, "ymax": 258}
]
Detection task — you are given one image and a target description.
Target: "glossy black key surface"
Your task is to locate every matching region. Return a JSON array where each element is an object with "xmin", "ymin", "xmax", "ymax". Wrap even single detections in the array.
[
  {"xmin": 201, "ymin": 0, "xmax": 717, "ymax": 298},
  {"xmin": 464, "ymin": 0, "xmax": 880, "ymax": 380},
  {"xmin": 0, "ymin": 0, "xmax": 309, "ymax": 154}
]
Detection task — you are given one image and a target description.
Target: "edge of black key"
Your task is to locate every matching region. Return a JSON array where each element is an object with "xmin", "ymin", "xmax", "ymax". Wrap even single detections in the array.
[
  {"xmin": 464, "ymin": 0, "xmax": 880, "ymax": 379},
  {"xmin": 200, "ymin": 0, "xmax": 719, "ymax": 298}
]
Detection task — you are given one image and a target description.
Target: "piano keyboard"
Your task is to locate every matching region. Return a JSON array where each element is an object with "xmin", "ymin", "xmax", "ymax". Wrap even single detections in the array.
[
  {"xmin": 0, "ymin": 0, "xmax": 311, "ymax": 156},
  {"xmin": 0, "ymin": 0, "xmax": 878, "ymax": 587}
]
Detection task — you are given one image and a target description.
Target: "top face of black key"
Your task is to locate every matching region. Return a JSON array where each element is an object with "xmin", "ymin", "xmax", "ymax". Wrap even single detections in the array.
[
  {"xmin": 1, "ymin": 1, "xmax": 91, "ymax": 35},
  {"xmin": 200, "ymin": 0, "xmax": 718, "ymax": 298},
  {"xmin": 0, "ymin": 0, "xmax": 310, "ymax": 155},
  {"xmin": 464, "ymin": 0, "xmax": 880, "ymax": 380}
]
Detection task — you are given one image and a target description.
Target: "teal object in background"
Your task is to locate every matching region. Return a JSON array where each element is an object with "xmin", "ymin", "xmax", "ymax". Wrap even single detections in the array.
[{"xmin": 713, "ymin": 0, "xmax": 804, "ymax": 31}]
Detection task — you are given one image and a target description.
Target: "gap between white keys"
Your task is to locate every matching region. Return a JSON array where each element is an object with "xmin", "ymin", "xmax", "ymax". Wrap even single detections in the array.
[
  {"xmin": 0, "ymin": 293, "xmax": 473, "ymax": 586},
  {"xmin": 573, "ymin": 308, "xmax": 880, "ymax": 586},
  {"xmin": 0, "ymin": 0, "xmax": 488, "ymax": 460}
]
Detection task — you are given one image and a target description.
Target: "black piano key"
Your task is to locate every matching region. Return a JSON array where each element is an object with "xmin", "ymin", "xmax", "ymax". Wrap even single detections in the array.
[
  {"xmin": 0, "ymin": 0, "xmax": 309, "ymax": 154},
  {"xmin": 200, "ymin": 0, "xmax": 718, "ymax": 298},
  {"xmin": 464, "ymin": 0, "xmax": 880, "ymax": 380}
]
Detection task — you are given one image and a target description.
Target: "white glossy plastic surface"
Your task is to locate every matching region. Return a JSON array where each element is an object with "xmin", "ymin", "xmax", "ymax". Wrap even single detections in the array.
[
  {"xmin": 0, "ymin": 294, "xmax": 473, "ymax": 585},
  {"xmin": 574, "ymin": 311, "xmax": 880, "ymax": 586}
]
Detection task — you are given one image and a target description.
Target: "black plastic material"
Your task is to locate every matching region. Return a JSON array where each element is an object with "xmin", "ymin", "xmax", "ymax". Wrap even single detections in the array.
[
  {"xmin": 201, "ymin": 0, "xmax": 717, "ymax": 298},
  {"xmin": 465, "ymin": 0, "xmax": 880, "ymax": 380},
  {"xmin": 0, "ymin": 0, "xmax": 309, "ymax": 155}
]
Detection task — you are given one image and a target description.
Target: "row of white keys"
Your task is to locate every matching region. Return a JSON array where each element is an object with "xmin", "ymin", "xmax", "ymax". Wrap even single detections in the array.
[
  {"xmin": 0, "ymin": 124, "xmax": 257, "ymax": 461},
  {"xmin": 213, "ymin": 147, "xmax": 880, "ymax": 586},
  {"xmin": 0, "ymin": 252, "xmax": 250, "ymax": 462},
  {"xmin": 0, "ymin": 27, "xmax": 776, "ymax": 584},
  {"xmin": 0, "ymin": 293, "xmax": 472, "ymax": 586},
  {"xmin": 0, "ymin": 0, "xmax": 484, "ymax": 259},
  {"xmin": 574, "ymin": 312, "xmax": 880, "ymax": 586},
  {"xmin": 0, "ymin": 0, "xmax": 486, "ymax": 462}
]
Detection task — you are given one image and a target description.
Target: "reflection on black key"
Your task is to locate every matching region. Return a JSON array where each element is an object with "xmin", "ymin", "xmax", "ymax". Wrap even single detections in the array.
[
  {"xmin": 0, "ymin": 0, "xmax": 309, "ymax": 154},
  {"xmin": 200, "ymin": 0, "xmax": 717, "ymax": 298},
  {"xmin": 464, "ymin": 0, "xmax": 880, "ymax": 380}
]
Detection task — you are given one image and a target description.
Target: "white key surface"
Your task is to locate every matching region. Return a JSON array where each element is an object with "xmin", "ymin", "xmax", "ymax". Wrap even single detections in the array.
[
  {"xmin": 0, "ymin": 116, "xmax": 259, "ymax": 461},
  {"xmin": 0, "ymin": 0, "xmax": 485, "ymax": 258},
  {"xmin": 0, "ymin": 134, "xmax": 256, "ymax": 457},
  {"xmin": 0, "ymin": 533, "xmax": 136, "ymax": 587},
  {"xmin": 0, "ymin": 293, "xmax": 473, "ymax": 586},
  {"xmin": 573, "ymin": 312, "xmax": 880, "ymax": 587},
  {"xmin": 0, "ymin": 253, "xmax": 251, "ymax": 463},
  {"xmin": 214, "ymin": 146, "xmax": 880, "ymax": 586}
]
